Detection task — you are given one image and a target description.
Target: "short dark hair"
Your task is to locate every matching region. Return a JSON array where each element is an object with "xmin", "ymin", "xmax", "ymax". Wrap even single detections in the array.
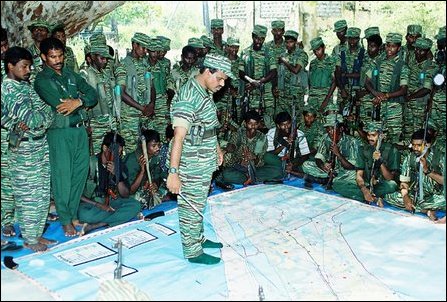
[
  {"xmin": 39, "ymin": 37, "xmax": 65, "ymax": 55},
  {"xmin": 274, "ymin": 111, "xmax": 291, "ymax": 124},
  {"xmin": 182, "ymin": 45, "xmax": 196, "ymax": 57},
  {"xmin": 367, "ymin": 34, "xmax": 383, "ymax": 47},
  {"xmin": 1, "ymin": 27, "xmax": 7, "ymax": 42},
  {"xmin": 102, "ymin": 131, "xmax": 125, "ymax": 147},
  {"xmin": 284, "ymin": 35, "xmax": 297, "ymax": 42},
  {"xmin": 141, "ymin": 129, "xmax": 160, "ymax": 143},
  {"xmin": 244, "ymin": 110, "xmax": 262, "ymax": 122},
  {"xmin": 4, "ymin": 46, "xmax": 33, "ymax": 73},
  {"xmin": 411, "ymin": 129, "xmax": 433, "ymax": 144}
]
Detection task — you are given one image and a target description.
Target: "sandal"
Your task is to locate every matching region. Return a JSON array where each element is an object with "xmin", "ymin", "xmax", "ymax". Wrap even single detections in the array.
[{"xmin": 2, "ymin": 225, "xmax": 16, "ymax": 237}]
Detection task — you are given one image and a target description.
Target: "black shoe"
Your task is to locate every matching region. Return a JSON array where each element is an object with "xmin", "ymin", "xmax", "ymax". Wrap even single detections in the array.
[{"xmin": 215, "ymin": 181, "xmax": 234, "ymax": 191}]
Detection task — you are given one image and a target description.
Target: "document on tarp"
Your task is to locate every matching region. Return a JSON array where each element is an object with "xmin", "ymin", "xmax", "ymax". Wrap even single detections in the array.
[
  {"xmin": 79, "ymin": 261, "xmax": 138, "ymax": 280},
  {"xmin": 53, "ymin": 242, "xmax": 116, "ymax": 266},
  {"xmin": 109, "ymin": 229, "xmax": 157, "ymax": 249}
]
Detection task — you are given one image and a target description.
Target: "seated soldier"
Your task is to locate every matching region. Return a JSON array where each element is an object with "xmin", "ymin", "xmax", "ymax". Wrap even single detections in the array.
[
  {"xmin": 218, "ymin": 110, "xmax": 283, "ymax": 185},
  {"xmin": 78, "ymin": 132, "xmax": 141, "ymax": 236},
  {"xmin": 385, "ymin": 129, "xmax": 445, "ymax": 220},
  {"xmin": 125, "ymin": 129, "xmax": 170, "ymax": 209},
  {"xmin": 266, "ymin": 111, "xmax": 310, "ymax": 178},
  {"xmin": 353, "ymin": 121, "xmax": 400, "ymax": 206}
]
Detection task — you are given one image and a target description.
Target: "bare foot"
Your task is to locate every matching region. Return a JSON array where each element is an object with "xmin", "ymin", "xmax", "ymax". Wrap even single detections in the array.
[
  {"xmin": 377, "ymin": 197, "xmax": 384, "ymax": 208},
  {"xmin": 72, "ymin": 219, "xmax": 83, "ymax": 227},
  {"xmin": 24, "ymin": 242, "xmax": 48, "ymax": 252},
  {"xmin": 2, "ymin": 225, "xmax": 16, "ymax": 237},
  {"xmin": 426, "ymin": 210, "xmax": 438, "ymax": 222},
  {"xmin": 38, "ymin": 237, "xmax": 58, "ymax": 245},
  {"xmin": 435, "ymin": 216, "xmax": 446, "ymax": 224},
  {"xmin": 62, "ymin": 223, "xmax": 78, "ymax": 237},
  {"xmin": 79, "ymin": 223, "xmax": 90, "ymax": 237}
]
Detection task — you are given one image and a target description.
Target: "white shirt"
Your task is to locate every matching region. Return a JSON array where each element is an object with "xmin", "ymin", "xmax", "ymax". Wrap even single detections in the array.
[{"xmin": 266, "ymin": 127, "xmax": 310, "ymax": 157}]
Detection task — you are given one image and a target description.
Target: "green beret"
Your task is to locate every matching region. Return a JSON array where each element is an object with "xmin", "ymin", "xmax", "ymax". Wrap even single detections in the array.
[
  {"xmin": 90, "ymin": 44, "xmax": 113, "ymax": 59},
  {"xmin": 253, "ymin": 24, "xmax": 267, "ymax": 38},
  {"xmin": 414, "ymin": 37, "xmax": 433, "ymax": 50},
  {"xmin": 131, "ymin": 32, "xmax": 150, "ymax": 48},
  {"xmin": 303, "ymin": 105, "xmax": 317, "ymax": 115},
  {"xmin": 323, "ymin": 113, "xmax": 343, "ymax": 127},
  {"xmin": 346, "ymin": 27, "xmax": 361, "ymax": 38},
  {"xmin": 203, "ymin": 54, "xmax": 237, "ymax": 80},
  {"xmin": 226, "ymin": 37, "xmax": 240, "ymax": 46},
  {"xmin": 385, "ymin": 32, "xmax": 402, "ymax": 44},
  {"xmin": 188, "ymin": 37, "xmax": 205, "ymax": 49},
  {"xmin": 271, "ymin": 20, "xmax": 285, "ymax": 29},
  {"xmin": 364, "ymin": 121, "xmax": 382, "ymax": 133},
  {"xmin": 157, "ymin": 35, "xmax": 171, "ymax": 51},
  {"xmin": 211, "ymin": 19, "xmax": 224, "ymax": 29},
  {"xmin": 310, "ymin": 37, "xmax": 324, "ymax": 51},
  {"xmin": 50, "ymin": 22, "xmax": 65, "ymax": 34},
  {"xmin": 364, "ymin": 26, "xmax": 380, "ymax": 39},
  {"xmin": 284, "ymin": 30, "xmax": 298, "ymax": 40},
  {"xmin": 89, "ymin": 33, "xmax": 107, "ymax": 46},
  {"xmin": 147, "ymin": 38, "xmax": 164, "ymax": 51},
  {"xmin": 333, "ymin": 19, "xmax": 347, "ymax": 32},
  {"xmin": 407, "ymin": 24, "xmax": 423, "ymax": 35},
  {"xmin": 27, "ymin": 19, "xmax": 50, "ymax": 31},
  {"xmin": 200, "ymin": 35, "xmax": 214, "ymax": 48},
  {"xmin": 435, "ymin": 26, "xmax": 446, "ymax": 40}
]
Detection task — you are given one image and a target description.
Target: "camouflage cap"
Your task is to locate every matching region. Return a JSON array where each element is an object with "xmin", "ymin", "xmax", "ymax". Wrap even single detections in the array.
[
  {"xmin": 414, "ymin": 37, "xmax": 433, "ymax": 50},
  {"xmin": 271, "ymin": 20, "xmax": 285, "ymax": 29},
  {"xmin": 147, "ymin": 38, "xmax": 164, "ymax": 51},
  {"xmin": 385, "ymin": 32, "xmax": 402, "ymax": 44},
  {"xmin": 323, "ymin": 113, "xmax": 343, "ymax": 127},
  {"xmin": 203, "ymin": 53, "xmax": 237, "ymax": 80},
  {"xmin": 333, "ymin": 19, "xmax": 347, "ymax": 32},
  {"xmin": 27, "ymin": 19, "xmax": 51, "ymax": 31},
  {"xmin": 253, "ymin": 24, "xmax": 268, "ymax": 38},
  {"xmin": 325, "ymin": 102, "xmax": 340, "ymax": 114},
  {"xmin": 346, "ymin": 27, "xmax": 361, "ymax": 38},
  {"xmin": 284, "ymin": 30, "xmax": 298, "ymax": 40},
  {"xmin": 364, "ymin": 121, "xmax": 382, "ymax": 133},
  {"xmin": 90, "ymin": 44, "xmax": 113, "ymax": 59},
  {"xmin": 200, "ymin": 35, "xmax": 214, "ymax": 48},
  {"xmin": 407, "ymin": 24, "xmax": 423, "ymax": 35},
  {"xmin": 435, "ymin": 26, "xmax": 446, "ymax": 40},
  {"xmin": 157, "ymin": 35, "xmax": 171, "ymax": 51},
  {"xmin": 364, "ymin": 26, "xmax": 380, "ymax": 39},
  {"xmin": 89, "ymin": 33, "xmax": 107, "ymax": 46},
  {"xmin": 51, "ymin": 22, "xmax": 65, "ymax": 33},
  {"xmin": 226, "ymin": 37, "xmax": 240, "ymax": 46},
  {"xmin": 303, "ymin": 105, "xmax": 317, "ymax": 115},
  {"xmin": 310, "ymin": 37, "xmax": 324, "ymax": 50},
  {"xmin": 188, "ymin": 37, "xmax": 205, "ymax": 49},
  {"xmin": 210, "ymin": 18, "xmax": 224, "ymax": 29},
  {"xmin": 131, "ymin": 32, "xmax": 150, "ymax": 47}
]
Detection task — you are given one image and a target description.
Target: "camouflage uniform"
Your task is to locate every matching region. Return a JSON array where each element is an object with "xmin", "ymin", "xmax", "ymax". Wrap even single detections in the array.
[
  {"xmin": 431, "ymin": 26, "xmax": 446, "ymax": 146},
  {"xmin": 264, "ymin": 20, "xmax": 286, "ymax": 70},
  {"xmin": 171, "ymin": 62, "xmax": 199, "ymax": 93},
  {"xmin": 64, "ymin": 46, "xmax": 79, "ymax": 73},
  {"xmin": 400, "ymin": 24, "xmax": 423, "ymax": 66},
  {"xmin": 209, "ymin": 19, "xmax": 226, "ymax": 56},
  {"xmin": 26, "ymin": 20, "xmax": 51, "ymax": 82},
  {"xmin": 403, "ymin": 38, "xmax": 437, "ymax": 143},
  {"xmin": 331, "ymin": 20, "xmax": 348, "ymax": 58},
  {"xmin": 364, "ymin": 33, "xmax": 409, "ymax": 144},
  {"xmin": 2, "ymin": 77, "xmax": 53, "ymax": 245}
]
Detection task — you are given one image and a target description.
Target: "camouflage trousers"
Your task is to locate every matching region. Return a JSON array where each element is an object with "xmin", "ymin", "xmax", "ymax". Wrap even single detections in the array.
[
  {"xmin": 278, "ymin": 88, "xmax": 305, "ymax": 125},
  {"xmin": 10, "ymin": 137, "xmax": 51, "ymax": 244},
  {"xmin": 403, "ymin": 97, "xmax": 428, "ymax": 143},
  {"xmin": 380, "ymin": 102, "xmax": 403, "ymax": 144},
  {"xmin": 308, "ymin": 87, "xmax": 332, "ymax": 112},
  {"xmin": 120, "ymin": 113, "xmax": 142, "ymax": 154},
  {"xmin": 1, "ymin": 129, "xmax": 15, "ymax": 227},
  {"xmin": 430, "ymin": 92, "xmax": 446, "ymax": 145},
  {"xmin": 385, "ymin": 191, "xmax": 446, "ymax": 212},
  {"xmin": 248, "ymin": 83, "xmax": 275, "ymax": 129},
  {"xmin": 90, "ymin": 115, "xmax": 116, "ymax": 155},
  {"xmin": 147, "ymin": 94, "xmax": 170, "ymax": 142}
]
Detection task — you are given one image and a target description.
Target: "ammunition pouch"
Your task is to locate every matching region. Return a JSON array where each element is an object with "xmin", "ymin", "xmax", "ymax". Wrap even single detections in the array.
[
  {"xmin": 8, "ymin": 127, "xmax": 24, "ymax": 152},
  {"xmin": 186, "ymin": 125, "xmax": 216, "ymax": 146}
]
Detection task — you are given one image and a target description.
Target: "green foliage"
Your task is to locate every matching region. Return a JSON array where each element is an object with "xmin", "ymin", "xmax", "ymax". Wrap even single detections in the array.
[{"xmin": 101, "ymin": 3, "xmax": 162, "ymax": 25}]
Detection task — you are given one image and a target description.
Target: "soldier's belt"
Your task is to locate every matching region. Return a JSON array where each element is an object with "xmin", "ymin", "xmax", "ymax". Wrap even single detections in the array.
[
  {"xmin": 200, "ymin": 128, "xmax": 216, "ymax": 139},
  {"xmin": 21, "ymin": 134, "xmax": 46, "ymax": 141}
]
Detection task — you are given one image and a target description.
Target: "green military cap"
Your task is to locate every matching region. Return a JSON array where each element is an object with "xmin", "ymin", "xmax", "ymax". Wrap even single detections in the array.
[
  {"xmin": 188, "ymin": 37, "xmax": 205, "ymax": 49},
  {"xmin": 84, "ymin": 43, "xmax": 91, "ymax": 55},
  {"xmin": 90, "ymin": 44, "xmax": 113, "ymax": 59},
  {"xmin": 284, "ymin": 30, "xmax": 298, "ymax": 40},
  {"xmin": 147, "ymin": 38, "xmax": 164, "ymax": 51},
  {"xmin": 323, "ymin": 113, "xmax": 343, "ymax": 127},
  {"xmin": 407, "ymin": 24, "xmax": 423, "ymax": 35},
  {"xmin": 364, "ymin": 26, "xmax": 380, "ymax": 39},
  {"xmin": 51, "ymin": 22, "xmax": 65, "ymax": 33},
  {"xmin": 303, "ymin": 105, "xmax": 317, "ymax": 115},
  {"xmin": 253, "ymin": 24, "xmax": 267, "ymax": 38},
  {"xmin": 89, "ymin": 33, "xmax": 107, "ymax": 46},
  {"xmin": 333, "ymin": 19, "xmax": 347, "ymax": 32},
  {"xmin": 310, "ymin": 37, "xmax": 324, "ymax": 50},
  {"xmin": 385, "ymin": 32, "xmax": 402, "ymax": 44},
  {"xmin": 203, "ymin": 54, "xmax": 237, "ymax": 80},
  {"xmin": 200, "ymin": 35, "xmax": 214, "ymax": 48},
  {"xmin": 435, "ymin": 26, "xmax": 446, "ymax": 40},
  {"xmin": 346, "ymin": 27, "xmax": 361, "ymax": 38},
  {"xmin": 364, "ymin": 121, "xmax": 382, "ymax": 133},
  {"xmin": 414, "ymin": 37, "xmax": 433, "ymax": 50},
  {"xmin": 226, "ymin": 37, "xmax": 240, "ymax": 46},
  {"xmin": 27, "ymin": 19, "xmax": 50, "ymax": 31},
  {"xmin": 157, "ymin": 35, "xmax": 171, "ymax": 51},
  {"xmin": 271, "ymin": 20, "xmax": 285, "ymax": 29},
  {"xmin": 131, "ymin": 32, "xmax": 150, "ymax": 47},
  {"xmin": 210, "ymin": 18, "xmax": 224, "ymax": 29}
]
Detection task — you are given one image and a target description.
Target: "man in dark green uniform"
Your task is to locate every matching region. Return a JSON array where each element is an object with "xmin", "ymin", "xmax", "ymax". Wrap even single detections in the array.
[
  {"xmin": 34, "ymin": 37, "xmax": 97, "ymax": 237},
  {"xmin": 167, "ymin": 54, "xmax": 237, "ymax": 265}
]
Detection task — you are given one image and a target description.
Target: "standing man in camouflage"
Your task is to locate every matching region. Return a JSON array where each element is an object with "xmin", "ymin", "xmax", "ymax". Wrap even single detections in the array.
[
  {"xmin": 209, "ymin": 19, "xmax": 226, "ymax": 56},
  {"xmin": 26, "ymin": 20, "xmax": 50, "ymax": 80},
  {"xmin": 265, "ymin": 20, "xmax": 286, "ymax": 69},
  {"xmin": 171, "ymin": 45, "xmax": 199, "ymax": 93},
  {"xmin": 331, "ymin": 19, "xmax": 348, "ymax": 58},
  {"xmin": 364, "ymin": 33, "xmax": 408, "ymax": 146},
  {"xmin": 34, "ymin": 37, "xmax": 97, "ymax": 237},
  {"xmin": 51, "ymin": 22, "xmax": 79, "ymax": 73},
  {"xmin": 157, "ymin": 36, "xmax": 172, "ymax": 75},
  {"xmin": 2, "ymin": 47, "xmax": 54, "ymax": 251},
  {"xmin": 431, "ymin": 26, "xmax": 446, "ymax": 146},
  {"xmin": 167, "ymin": 54, "xmax": 237, "ymax": 265},
  {"xmin": 239, "ymin": 24, "xmax": 277, "ymax": 128},
  {"xmin": 401, "ymin": 24, "xmax": 423, "ymax": 65}
]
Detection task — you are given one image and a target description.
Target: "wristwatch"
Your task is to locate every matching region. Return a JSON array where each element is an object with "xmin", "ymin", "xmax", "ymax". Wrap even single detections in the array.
[{"xmin": 169, "ymin": 167, "xmax": 178, "ymax": 174}]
